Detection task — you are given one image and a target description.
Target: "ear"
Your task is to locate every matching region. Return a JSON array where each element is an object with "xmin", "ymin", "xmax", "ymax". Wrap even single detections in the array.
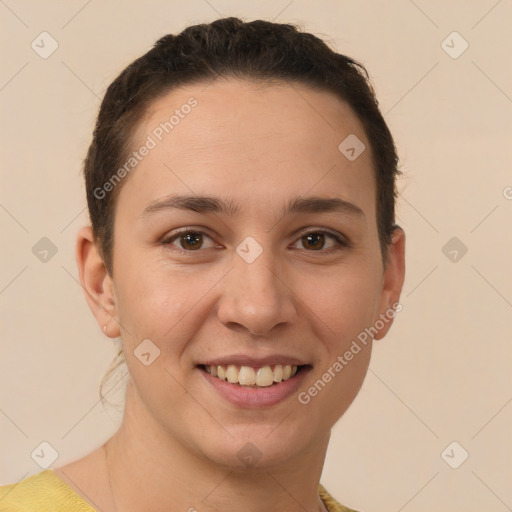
[
  {"xmin": 76, "ymin": 226, "xmax": 120, "ymax": 338},
  {"xmin": 373, "ymin": 226, "xmax": 406, "ymax": 341}
]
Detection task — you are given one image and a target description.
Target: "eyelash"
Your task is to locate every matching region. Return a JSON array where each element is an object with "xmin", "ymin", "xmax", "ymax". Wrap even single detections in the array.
[{"xmin": 161, "ymin": 227, "xmax": 349, "ymax": 254}]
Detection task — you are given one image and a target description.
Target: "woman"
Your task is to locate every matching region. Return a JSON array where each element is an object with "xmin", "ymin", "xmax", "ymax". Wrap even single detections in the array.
[{"xmin": 0, "ymin": 17, "xmax": 405, "ymax": 511}]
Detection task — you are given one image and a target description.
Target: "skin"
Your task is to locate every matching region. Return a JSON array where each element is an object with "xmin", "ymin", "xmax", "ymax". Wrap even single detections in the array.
[{"xmin": 54, "ymin": 79, "xmax": 405, "ymax": 512}]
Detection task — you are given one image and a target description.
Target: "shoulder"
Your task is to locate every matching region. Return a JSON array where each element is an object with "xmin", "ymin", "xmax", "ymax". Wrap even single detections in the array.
[
  {"xmin": 0, "ymin": 470, "xmax": 95, "ymax": 511},
  {"xmin": 319, "ymin": 483, "xmax": 361, "ymax": 512}
]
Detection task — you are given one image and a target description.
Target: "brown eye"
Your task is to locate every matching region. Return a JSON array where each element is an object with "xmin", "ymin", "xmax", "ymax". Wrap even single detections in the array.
[
  {"xmin": 302, "ymin": 233, "xmax": 325, "ymax": 250},
  {"xmin": 179, "ymin": 232, "xmax": 203, "ymax": 250},
  {"xmin": 163, "ymin": 230, "xmax": 216, "ymax": 251},
  {"xmin": 294, "ymin": 231, "xmax": 344, "ymax": 251}
]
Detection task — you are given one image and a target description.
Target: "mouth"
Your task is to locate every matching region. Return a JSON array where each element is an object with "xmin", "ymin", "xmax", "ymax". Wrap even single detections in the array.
[
  {"xmin": 197, "ymin": 362, "xmax": 311, "ymax": 407},
  {"xmin": 198, "ymin": 363, "xmax": 309, "ymax": 388}
]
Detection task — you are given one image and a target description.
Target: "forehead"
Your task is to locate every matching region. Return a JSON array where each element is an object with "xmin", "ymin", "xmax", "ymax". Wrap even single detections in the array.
[
  {"xmin": 121, "ymin": 79, "xmax": 376, "ymax": 218},
  {"xmin": 137, "ymin": 79, "xmax": 366, "ymax": 156}
]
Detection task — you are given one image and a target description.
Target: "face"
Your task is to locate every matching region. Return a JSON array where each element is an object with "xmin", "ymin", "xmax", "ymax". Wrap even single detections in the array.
[{"xmin": 94, "ymin": 79, "xmax": 404, "ymax": 469}]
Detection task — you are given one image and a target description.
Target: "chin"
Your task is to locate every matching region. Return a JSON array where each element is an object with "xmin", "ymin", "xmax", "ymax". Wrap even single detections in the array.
[{"xmin": 198, "ymin": 424, "xmax": 315, "ymax": 471}]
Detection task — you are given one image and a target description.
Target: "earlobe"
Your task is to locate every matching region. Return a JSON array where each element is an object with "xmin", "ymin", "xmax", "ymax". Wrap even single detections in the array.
[
  {"xmin": 76, "ymin": 226, "xmax": 120, "ymax": 338},
  {"xmin": 373, "ymin": 226, "xmax": 406, "ymax": 341}
]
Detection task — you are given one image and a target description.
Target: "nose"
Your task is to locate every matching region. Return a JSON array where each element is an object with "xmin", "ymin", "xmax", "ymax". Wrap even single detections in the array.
[{"xmin": 216, "ymin": 247, "xmax": 298, "ymax": 336}]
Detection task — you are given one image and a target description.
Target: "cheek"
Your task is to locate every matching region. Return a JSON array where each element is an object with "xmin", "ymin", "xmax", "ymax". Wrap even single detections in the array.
[
  {"xmin": 114, "ymin": 256, "xmax": 221, "ymax": 354},
  {"xmin": 298, "ymin": 263, "xmax": 382, "ymax": 344},
  {"xmin": 112, "ymin": 262, "xmax": 202, "ymax": 419}
]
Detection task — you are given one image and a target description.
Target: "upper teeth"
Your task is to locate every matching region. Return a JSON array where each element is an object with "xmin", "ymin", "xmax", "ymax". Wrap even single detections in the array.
[{"xmin": 204, "ymin": 364, "xmax": 298, "ymax": 387}]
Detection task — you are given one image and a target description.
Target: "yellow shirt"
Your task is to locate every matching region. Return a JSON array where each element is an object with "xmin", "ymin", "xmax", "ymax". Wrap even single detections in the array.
[{"xmin": 0, "ymin": 470, "xmax": 358, "ymax": 511}]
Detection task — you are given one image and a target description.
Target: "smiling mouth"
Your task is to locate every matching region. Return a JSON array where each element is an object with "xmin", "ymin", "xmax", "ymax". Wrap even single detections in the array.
[{"xmin": 198, "ymin": 364, "xmax": 309, "ymax": 387}]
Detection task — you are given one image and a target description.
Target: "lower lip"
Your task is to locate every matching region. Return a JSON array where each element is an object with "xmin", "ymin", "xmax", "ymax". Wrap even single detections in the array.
[{"xmin": 198, "ymin": 366, "xmax": 310, "ymax": 408}]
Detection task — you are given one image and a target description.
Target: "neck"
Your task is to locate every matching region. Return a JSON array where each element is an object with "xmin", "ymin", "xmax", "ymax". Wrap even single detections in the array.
[{"xmin": 104, "ymin": 379, "xmax": 331, "ymax": 512}]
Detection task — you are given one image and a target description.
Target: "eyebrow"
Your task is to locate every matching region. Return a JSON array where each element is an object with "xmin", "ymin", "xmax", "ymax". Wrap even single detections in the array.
[{"xmin": 141, "ymin": 194, "xmax": 365, "ymax": 219}]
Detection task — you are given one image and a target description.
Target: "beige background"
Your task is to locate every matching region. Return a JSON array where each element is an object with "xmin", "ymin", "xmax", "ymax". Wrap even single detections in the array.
[{"xmin": 1, "ymin": 1, "xmax": 511, "ymax": 510}]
